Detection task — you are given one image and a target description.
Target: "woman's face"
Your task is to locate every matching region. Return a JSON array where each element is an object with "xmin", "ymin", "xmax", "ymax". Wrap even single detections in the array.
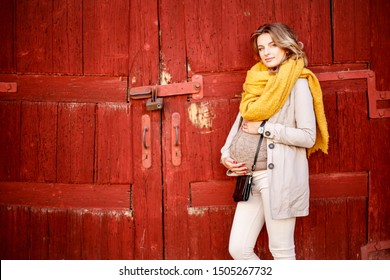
[{"xmin": 257, "ymin": 33, "xmax": 286, "ymax": 68}]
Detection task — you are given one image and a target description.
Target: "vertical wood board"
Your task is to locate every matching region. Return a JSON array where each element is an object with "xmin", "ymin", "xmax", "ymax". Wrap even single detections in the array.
[
  {"xmin": 131, "ymin": 102, "xmax": 164, "ymax": 260},
  {"xmin": 129, "ymin": 0, "xmax": 159, "ymax": 87},
  {"xmin": 83, "ymin": 0, "xmax": 129, "ymax": 75},
  {"xmin": 15, "ymin": 0, "xmax": 82, "ymax": 74},
  {"xmin": 333, "ymin": 0, "xmax": 370, "ymax": 62},
  {"xmin": 0, "ymin": 101, "xmax": 21, "ymax": 181},
  {"xmin": 96, "ymin": 103, "xmax": 132, "ymax": 184},
  {"xmin": 57, "ymin": 103, "xmax": 95, "ymax": 183},
  {"xmin": 20, "ymin": 101, "xmax": 57, "ymax": 182},
  {"xmin": 0, "ymin": 0, "xmax": 14, "ymax": 72}
]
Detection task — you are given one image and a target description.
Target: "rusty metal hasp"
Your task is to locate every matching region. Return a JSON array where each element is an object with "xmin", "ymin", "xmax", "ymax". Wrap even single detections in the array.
[{"xmin": 128, "ymin": 74, "xmax": 203, "ymax": 105}]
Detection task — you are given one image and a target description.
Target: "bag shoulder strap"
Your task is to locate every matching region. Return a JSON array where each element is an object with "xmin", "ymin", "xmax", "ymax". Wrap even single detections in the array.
[{"xmin": 251, "ymin": 120, "xmax": 267, "ymax": 172}]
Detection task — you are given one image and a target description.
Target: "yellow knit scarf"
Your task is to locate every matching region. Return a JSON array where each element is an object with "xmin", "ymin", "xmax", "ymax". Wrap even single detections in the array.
[{"xmin": 239, "ymin": 58, "xmax": 329, "ymax": 156}]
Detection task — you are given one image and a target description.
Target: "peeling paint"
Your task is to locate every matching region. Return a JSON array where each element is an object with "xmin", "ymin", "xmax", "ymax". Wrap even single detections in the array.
[
  {"xmin": 187, "ymin": 102, "xmax": 216, "ymax": 129},
  {"xmin": 161, "ymin": 70, "xmax": 172, "ymax": 85},
  {"xmin": 187, "ymin": 207, "xmax": 207, "ymax": 216}
]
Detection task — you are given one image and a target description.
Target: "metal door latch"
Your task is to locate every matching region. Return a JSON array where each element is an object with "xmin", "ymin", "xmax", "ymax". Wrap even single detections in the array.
[
  {"xmin": 145, "ymin": 86, "xmax": 163, "ymax": 111},
  {"xmin": 128, "ymin": 75, "xmax": 204, "ymax": 107}
]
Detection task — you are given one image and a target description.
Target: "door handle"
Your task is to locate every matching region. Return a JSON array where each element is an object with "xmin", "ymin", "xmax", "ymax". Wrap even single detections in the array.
[
  {"xmin": 142, "ymin": 127, "xmax": 149, "ymax": 149},
  {"xmin": 174, "ymin": 125, "xmax": 179, "ymax": 146},
  {"xmin": 142, "ymin": 114, "xmax": 151, "ymax": 168},
  {"xmin": 171, "ymin": 112, "xmax": 181, "ymax": 166}
]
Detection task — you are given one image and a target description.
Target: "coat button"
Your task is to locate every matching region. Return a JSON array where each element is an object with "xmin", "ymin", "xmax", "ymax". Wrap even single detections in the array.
[
  {"xmin": 268, "ymin": 143, "xmax": 275, "ymax": 149},
  {"xmin": 264, "ymin": 131, "xmax": 271, "ymax": 137},
  {"xmin": 268, "ymin": 163, "xmax": 274, "ymax": 169}
]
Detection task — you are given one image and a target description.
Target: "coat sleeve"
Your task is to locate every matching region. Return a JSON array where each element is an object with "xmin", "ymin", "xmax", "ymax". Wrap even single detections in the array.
[
  {"xmin": 220, "ymin": 112, "xmax": 241, "ymax": 159},
  {"xmin": 263, "ymin": 79, "xmax": 316, "ymax": 148}
]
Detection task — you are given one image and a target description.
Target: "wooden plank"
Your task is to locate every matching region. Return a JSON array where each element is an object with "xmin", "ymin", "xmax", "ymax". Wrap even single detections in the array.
[
  {"xmin": 57, "ymin": 103, "xmax": 95, "ymax": 183},
  {"xmin": 211, "ymin": 99, "xmax": 241, "ymax": 181},
  {"xmin": 79, "ymin": 209, "xmax": 134, "ymax": 259},
  {"xmin": 208, "ymin": 208, "xmax": 235, "ymax": 260},
  {"xmin": 274, "ymin": 0, "xmax": 332, "ymax": 65},
  {"xmin": 325, "ymin": 199, "xmax": 348, "ymax": 259},
  {"xmin": 10, "ymin": 206, "xmax": 30, "ymax": 259},
  {"xmin": 66, "ymin": 209, "xmax": 83, "ymax": 259},
  {"xmin": 191, "ymin": 180, "xmax": 235, "ymax": 207},
  {"xmin": 52, "ymin": 0, "xmax": 83, "ymax": 74},
  {"xmin": 347, "ymin": 197, "xmax": 367, "ymax": 259},
  {"xmin": 185, "ymin": 100, "xmax": 214, "ymax": 182},
  {"xmin": 116, "ymin": 210, "xmax": 135, "ymax": 259},
  {"xmin": 202, "ymin": 72, "xmax": 246, "ymax": 99},
  {"xmin": 159, "ymin": 0, "xmax": 187, "ymax": 82},
  {"xmin": 190, "ymin": 172, "xmax": 368, "ymax": 207},
  {"xmin": 128, "ymin": 0, "xmax": 159, "ymax": 87},
  {"xmin": 333, "ymin": 0, "xmax": 370, "ymax": 63},
  {"xmin": 309, "ymin": 92, "xmax": 339, "ymax": 174},
  {"xmin": 0, "ymin": 101, "xmax": 21, "ymax": 181},
  {"xmin": 131, "ymin": 102, "xmax": 164, "ymax": 259},
  {"xmin": 0, "ymin": 0, "xmax": 14, "ymax": 72},
  {"xmin": 47, "ymin": 209, "xmax": 68, "ymax": 259},
  {"xmin": 0, "ymin": 182, "xmax": 130, "ymax": 210},
  {"xmin": 95, "ymin": 103, "xmax": 132, "ymax": 184},
  {"xmin": 162, "ymin": 100, "xmax": 191, "ymax": 259},
  {"xmin": 309, "ymin": 172, "xmax": 368, "ymax": 199},
  {"xmin": 187, "ymin": 208, "xmax": 212, "ymax": 259},
  {"xmin": 29, "ymin": 208, "xmax": 49, "ymax": 259},
  {"xmin": 0, "ymin": 206, "xmax": 14, "ymax": 259},
  {"xmin": 20, "ymin": 101, "xmax": 57, "ymax": 182},
  {"xmin": 298, "ymin": 200, "xmax": 327, "ymax": 259},
  {"xmin": 338, "ymin": 90, "xmax": 370, "ymax": 172},
  {"xmin": 0, "ymin": 206, "xmax": 134, "ymax": 260},
  {"xmin": 16, "ymin": 0, "xmax": 52, "ymax": 72},
  {"xmin": 81, "ymin": 210, "xmax": 102, "ymax": 259},
  {"xmin": 0, "ymin": 75, "xmax": 127, "ymax": 103},
  {"xmin": 370, "ymin": 0, "xmax": 390, "ymax": 90},
  {"xmin": 83, "ymin": 0, "xmax": 129, "ymax": 75},
  {"xmin": 368, "ymin": 118, "xmax": 390, "ymax": 242},
  {"xmin": 184, "ymin": 0, "xmax": 273, "ymax": 73},
  {"xmin": 15, "ymin": 0, "xmax": 82, "ymax": 73}
]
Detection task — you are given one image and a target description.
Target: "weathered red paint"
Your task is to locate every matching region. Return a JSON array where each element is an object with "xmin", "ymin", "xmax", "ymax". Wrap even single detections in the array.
[{"xmin": 0, "ymin": 0, "xmax": 389, "ymax": 260}]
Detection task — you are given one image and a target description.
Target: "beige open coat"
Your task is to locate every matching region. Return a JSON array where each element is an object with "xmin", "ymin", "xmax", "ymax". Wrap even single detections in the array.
[{"xmin": 221, "ymin": 78, "xmax": 316, "ymax": 219}]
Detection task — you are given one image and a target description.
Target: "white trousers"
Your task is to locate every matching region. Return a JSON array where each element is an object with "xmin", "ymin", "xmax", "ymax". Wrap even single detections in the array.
[{"xmin": 229, "ymin": 170, "xmax": 296, "ymax": 260}]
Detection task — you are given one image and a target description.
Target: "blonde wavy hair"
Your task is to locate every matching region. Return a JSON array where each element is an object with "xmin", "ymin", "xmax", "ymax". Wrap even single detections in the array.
[{"xmin": 250, "ymin": 23, "xmax": 308, "ymax": 67}]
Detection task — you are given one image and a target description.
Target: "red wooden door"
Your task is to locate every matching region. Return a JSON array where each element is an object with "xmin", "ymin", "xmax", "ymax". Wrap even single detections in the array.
[
  {"xmin": 158, "ymin": 0, "xmax": 383, "ymax": 260},
  {"xmin": 1, "ymin": 0, "xmax": 389, "ymax": 260},
  {"xmin": 0, "ymin": 0, "xmax": 163, "ymax": 260}
]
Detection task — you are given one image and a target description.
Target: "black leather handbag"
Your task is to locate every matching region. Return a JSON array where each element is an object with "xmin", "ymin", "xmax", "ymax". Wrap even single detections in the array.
[{"xmin": 232, "ymin": 120, "xmax": 266, "ymax": 202}]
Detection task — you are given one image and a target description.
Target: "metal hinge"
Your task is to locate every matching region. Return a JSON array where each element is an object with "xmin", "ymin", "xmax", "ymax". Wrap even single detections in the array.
[
  {"xmin": 128, "ymin": 74, "xmax": 203, "ymax": 109},
  {"xmin": 317, "ymin": 70, "xmax": 390, "ymax": 118}
]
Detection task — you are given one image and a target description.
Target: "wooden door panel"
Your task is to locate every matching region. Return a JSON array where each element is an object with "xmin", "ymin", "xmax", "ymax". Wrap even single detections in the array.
[
  {"xmin": 15, "ymin": 0, "xmax": 83, "ymax": 74},
  {"xmin": 0, "ymin": 101, "xmax": 21, "ymax": 181},
  {"xmin": 0, "ymin": 205, "xmax": 134, "ymax": 260},
  {"xmin": 0, "ymin": 0, "xmax": 162, "ymax": 260},
  {"xmin": 0, "ymin": 0, "xmax": 14, "ymax": 72},
  {"xmin": 20, "ymin": 101, "xmax": 57, "ymax": 182},
  {"xmin": 184, "ymin": 0, "xmax": 332, "ymax": 74},
  {"xmin": 161, "ymin": 69, "xmax": 370, "ymax": 259},
  {"xmin": 333, "ymin": 0, "xmax": 370, "ymax": 62},
  {"xmin": 83, "ymin": 0, "xmax": 129, "ymax": 75},
  {"xmin": 57, "ymin": 103, "xmax": 96, "ymax": 183},
  {"xmin": 96, "ymin": 103, "xmax": 133, "ymax": 184}
]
